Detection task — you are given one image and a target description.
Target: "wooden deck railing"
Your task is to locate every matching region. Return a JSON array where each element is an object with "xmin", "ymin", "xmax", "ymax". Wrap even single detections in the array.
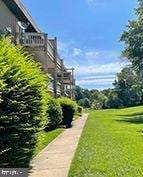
[
  {"xmin": 47, "ymin": 40, "xmax": 55, "ymax": 60},
  {"xmin": 20, "ymin": 32, "xmax": 47, "ymax": 47}
]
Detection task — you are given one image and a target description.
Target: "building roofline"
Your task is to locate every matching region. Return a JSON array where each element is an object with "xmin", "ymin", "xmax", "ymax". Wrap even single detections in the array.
[{"xmin": 3, "ymin": 0, "xmax": 41, "ymax": 33}]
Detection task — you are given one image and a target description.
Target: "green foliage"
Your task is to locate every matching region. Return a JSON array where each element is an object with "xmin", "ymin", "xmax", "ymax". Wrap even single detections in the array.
[
  {"xmin": 69, "ymin": 106, "xmax": 143, "ymax": 177},
  {"xmin": 113, "ymin": 66, "xmax": 143, "ymax": 108},
  {"xmin": 75, "ymin": 86, "xmax": 84, "ymax": 101},
  {"xmin": 78, "ymin": 98, "xmax": 91, "ymax": 108},
  {"xmin": 46, "ymin": 96, "xmax": 62, "ymax": 131},
  {"xmin": 75, "ymin": 86, "xmax": 108, "ymax": 109},
  {"xmin": 75, "ymin": 65, "xmax": 143, "ymax": 110},
  {"xmin": 105, "ymin": 90, "xmax": 123, "ymax": 109},
  {"xmin": 77, "ymin": 106, "xmax": 83, "ymax": 114},
  {"xmin": 58, "ymin": 97, "xmax": 78, "ymax": 127},
  {"xmin": 120, "ymin": 0, "xmax": 143, "ymax": 74},
  {"xmin": 75, "ymin": 86, "xmax": 90, "ymax": 101},
  {"xmin": 0, "ymin": 37, "xmax": 49, "ymax": 167}
]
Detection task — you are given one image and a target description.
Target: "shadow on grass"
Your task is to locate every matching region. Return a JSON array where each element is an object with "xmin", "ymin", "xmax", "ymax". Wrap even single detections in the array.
[
  {"xmin": 118, "ymin": 112, "xmax": 143, "ymax": 117},
  {"xmin": 116, "ymin": 117, "xmax": 143, "ymax": 124},
  {"xmin": 116, "ymin": 112, "xmax": 143, "ymax": 124}
]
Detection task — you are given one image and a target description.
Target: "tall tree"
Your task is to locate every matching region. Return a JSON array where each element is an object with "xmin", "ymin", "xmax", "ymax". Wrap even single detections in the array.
[
  {"xmin": 113, "ymin": 66, "xmax": 143, "ymax": 107},
  {"xmin": 75, "ymin": 86, "xmax": 84, "ymax": 101},
  {"xmin": 120, "ymin": 0, "xmax": 143, "ymax": 75}
]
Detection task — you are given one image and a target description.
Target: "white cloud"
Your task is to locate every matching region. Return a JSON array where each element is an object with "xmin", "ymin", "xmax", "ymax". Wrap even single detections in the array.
[
  {"xmin": 80, "ymin": 74, "xmax": 116, "ymax": 81},
  {"xmin": 73, "ymin": 48, "xmax": 82, "ymax": 56},
  {"xmin": 58, "ymin": 41, "xmax": 69, "ymax": 56},
  {"xmin": 58, "ymin": 41, "xmax": 67, "ymax": 52},
  {"xmin": 75, "ymin": 62, "xmax": 126, "ymax": 76},
  {"xmin": 57, "ymin": 40, "xmax": 128, "ymax": 89},
  {"xmin": 85, "ymin": 51, "xmax": 99, "ymax": 58},
  {"xmin": 84, "ymin": 50, "xmax": 120, "ymax": 60},
  {"xmin": 57, "ymin": 40, "xmax": 120, "ymax": 63},
  {"xmin": 74, "ymin": 62, "xmax": 127, "ymax": 89},
  {"xmin": 77, "ymin": 78, "xmax": 115, "ymax": 85}
]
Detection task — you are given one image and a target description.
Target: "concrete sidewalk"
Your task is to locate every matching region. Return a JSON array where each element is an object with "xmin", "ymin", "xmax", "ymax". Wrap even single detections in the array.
[{"xmin": 29, "ymin": 113, "xmax": 88, "ymax": 177}]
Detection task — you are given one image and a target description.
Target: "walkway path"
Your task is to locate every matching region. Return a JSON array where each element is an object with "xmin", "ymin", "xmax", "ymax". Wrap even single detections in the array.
[{"xmin": 29, "ymin": 113, "xmax": 88, "ymax": 177}]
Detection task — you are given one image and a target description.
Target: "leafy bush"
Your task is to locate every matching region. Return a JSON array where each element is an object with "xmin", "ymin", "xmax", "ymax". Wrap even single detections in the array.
[
  {"xmin": 45, "ymin": 96, "xmax": 62, "ymax": 131},
  {"xmin": 58, "ymin": 97, "xmax": 78, "ymax": 128},
  {"xmin": 77, "ymin": 106, "xmax": 83, "ymax": 114},
  {"xmin": 0, "ymin": 37, "xmax": 49, "ymax": 167}
]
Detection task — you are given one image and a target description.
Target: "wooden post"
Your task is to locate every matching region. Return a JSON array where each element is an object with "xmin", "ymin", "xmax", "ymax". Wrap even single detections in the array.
[
  {"xmin": 71, "ymin": 68, "xmax": 74, "ymax": 100},
  {"xmin": 53, "ymin": 37, "xmax": 58, "ymax": 98},
  {"xmin": 73, "ymin": 78, "xmax": 76, "ymax": 100},
  {"xmin": 61, "ymin": 59, "xmax": 64, "ymax": 97},
  {"xmin": 44, "ymin": 33, "xmax": 48, "ymax": 73}
]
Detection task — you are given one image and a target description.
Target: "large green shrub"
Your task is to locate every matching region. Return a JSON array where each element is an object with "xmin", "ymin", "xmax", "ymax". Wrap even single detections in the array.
[
  {"xmin": 58, "ymin": 97, "xmax": 78, "ymax": 128},
  {"xmin": 0, "ymin": 37, "xmax": 49, "ymax": 167},
  {"xmin": 45, "ymin": 96, "xmax": 62, "ymax": 131}
]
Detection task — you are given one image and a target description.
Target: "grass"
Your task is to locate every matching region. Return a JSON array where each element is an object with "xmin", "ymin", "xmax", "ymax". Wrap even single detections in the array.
[
  {"xmin": 34, "ymin": 128, "xmax": 63, "ymax": 156},
  {"xmin": 69, "ymin": 106, "xmax": 143, "ymax": 177}
]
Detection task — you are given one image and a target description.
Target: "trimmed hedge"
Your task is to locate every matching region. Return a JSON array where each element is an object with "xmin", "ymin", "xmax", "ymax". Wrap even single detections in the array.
[
  {"xmin": 46, "ymin": 96, "xmax": 62, "ymax": 131},
  {"xmin": 0, "ymin": 37, "xmax": 49, "ymax": 167},
  {"xmin": 58, "ymin": 97, "xmax": 78, "ymax": 128}
]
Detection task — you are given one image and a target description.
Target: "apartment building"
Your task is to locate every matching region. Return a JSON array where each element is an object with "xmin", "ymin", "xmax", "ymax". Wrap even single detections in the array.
[{"xmin": 0, "ymin": 0, "xmax": 75, "ymax": 100}]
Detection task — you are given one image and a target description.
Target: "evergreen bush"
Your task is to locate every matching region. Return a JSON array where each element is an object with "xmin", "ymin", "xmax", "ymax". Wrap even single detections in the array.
[
  {"xmin": 45, "ymin": 96, "xmax": 62, "ymax": 131},
  {"xmin": 0, "ymin": 37, "xmax": 48, "ymax": 167},
  {"xmin": 58, "ymin": 97, "xmax": 78, "ymax": 128}
]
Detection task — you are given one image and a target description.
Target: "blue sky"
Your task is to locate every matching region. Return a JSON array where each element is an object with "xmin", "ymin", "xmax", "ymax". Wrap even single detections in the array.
[{"xmin": 21, "ymin": 0, "xmax": 137, "ymax": 90}]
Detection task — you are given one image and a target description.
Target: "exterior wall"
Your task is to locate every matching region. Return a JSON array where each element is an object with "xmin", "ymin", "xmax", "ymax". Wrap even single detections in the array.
[
  {"xmin": 0, "ymin": 0, "xmax": 19, "ymax": 34},
  {"xmin": 26, "ymin": 47, "xmax": 48, "ymax": 73}
]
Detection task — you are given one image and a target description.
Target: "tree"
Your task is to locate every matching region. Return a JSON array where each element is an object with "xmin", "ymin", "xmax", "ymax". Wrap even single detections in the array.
[
  {"xmin": 90, "ymin": 89, "xmax": 99, "ymax": 103},
  {"xmin": 82, "ymin": 89, "xmax": 90, "ymax": 99},
  {"xmin": 78, "ymin": 98, "xmax": 91, "ymax": 108},
  {"xmin": 90, "ymin": 89, "xmax": 107, "ymax": 109},
  {"xmin": 120, "ymin": 0, "xmax": 143, "ymax": 75},
  {"xmin": 113, "ymin": 66, "xmax": 143, "ymax": 107},
  {"xmin": 75, "ymin": 86, "xmax": 84, "ymax": 101},
  {"xmin": 106, "ymin": 91, "xmax": 122, "ymax": 109}
]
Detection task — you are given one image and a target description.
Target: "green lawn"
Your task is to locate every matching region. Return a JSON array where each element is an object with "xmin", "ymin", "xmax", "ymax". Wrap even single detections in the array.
[
  {"xmin": 34, "ymin": 128, "xmax": 63, "ymax": 156},
  {"xmin": 69, "ymin": 106, "xmax": 143, "ymax": 177}
]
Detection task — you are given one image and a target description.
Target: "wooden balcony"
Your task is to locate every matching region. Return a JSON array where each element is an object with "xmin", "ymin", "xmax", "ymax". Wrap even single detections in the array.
[
  {"xmin": 18, "ymin": 33, "xmax": 64, "ymax": 72},
  {"xmin": 19, "ymin": 32, "xmax": 47, "ymax": 47},
  {"xmin": 57, "ymin": 72, "xmax": 72, "ymax": 84}
]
